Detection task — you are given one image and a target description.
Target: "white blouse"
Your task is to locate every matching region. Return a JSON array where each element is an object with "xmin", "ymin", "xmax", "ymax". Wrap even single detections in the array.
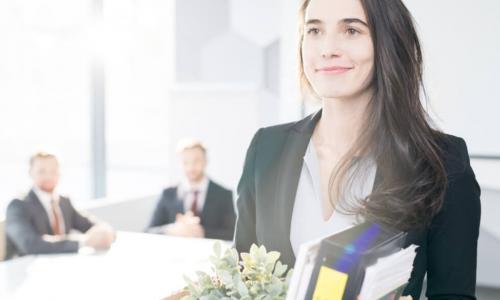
[{"xmin": 290, "ymin": 140, "xmax": 378, "ymax": 256}]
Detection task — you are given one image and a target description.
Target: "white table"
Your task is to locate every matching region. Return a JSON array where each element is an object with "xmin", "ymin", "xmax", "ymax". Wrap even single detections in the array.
[{"xmin": 0, "ymin": 232, "xmax": 225, "ymax": 300}]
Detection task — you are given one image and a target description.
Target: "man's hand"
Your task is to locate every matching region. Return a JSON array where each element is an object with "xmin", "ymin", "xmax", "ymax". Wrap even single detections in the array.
[
  {"xmin": 175, "ymin": 211, "xmax": 200, "ymax": 224},
  {"xmin": 164, "ymin": 212, "xmax": 205, "ymax": 238},
  {"xmin": 82, "ymin": 223, "xmax": 115, "ymax": 250}
]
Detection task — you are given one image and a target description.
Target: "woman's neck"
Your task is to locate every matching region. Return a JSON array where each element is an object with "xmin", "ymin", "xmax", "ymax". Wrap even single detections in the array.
[{"xmin": 314, "ymin": 91, "xmax": 372, "ymax": 152}]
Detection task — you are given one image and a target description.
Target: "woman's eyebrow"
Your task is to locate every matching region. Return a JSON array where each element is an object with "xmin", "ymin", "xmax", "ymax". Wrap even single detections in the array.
[
  {"xmin": 305, "ymin": 19, "xmax": 322, "ymax": 25},
  {"xmin": 341, "ymin": 18, "xmax": 368, "ymax": 27},
  {"xmin": 304, "ymin": 18, "xmax": 368, "ymax": 27}
]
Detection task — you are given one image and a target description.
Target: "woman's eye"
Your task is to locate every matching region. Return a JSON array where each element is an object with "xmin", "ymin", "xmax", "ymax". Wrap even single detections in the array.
[
  {"xmin": 346, "ymin": 28, "xmax": 360, "ymax": 36},
  {"xmin": 306, "ymin": 28, "xmax": 320, "ymax": 35}
]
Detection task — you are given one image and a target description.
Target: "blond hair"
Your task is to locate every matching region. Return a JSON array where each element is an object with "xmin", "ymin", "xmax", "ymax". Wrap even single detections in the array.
[
  {"xmin": 29, "ymin": 151, "xmax": 58, "ymax": 168},
  {"xmin": 176, "ymin": 138, "xmax": 207, "ymax": 155}
]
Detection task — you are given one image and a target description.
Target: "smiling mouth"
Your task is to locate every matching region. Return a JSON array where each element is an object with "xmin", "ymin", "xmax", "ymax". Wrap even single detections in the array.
[{"xmin": 316, "ymin": 66, "xmax": 353, "ymax": 74}]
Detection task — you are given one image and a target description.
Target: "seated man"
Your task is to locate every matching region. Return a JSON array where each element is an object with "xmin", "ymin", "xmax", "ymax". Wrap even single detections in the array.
[
  {"xmin": 5, "ymin": 151, "xmax": 115, "ymax": 259},
  {"xmin": 147, "ymin": 139, "xmax": 236, "ymax": 240}
]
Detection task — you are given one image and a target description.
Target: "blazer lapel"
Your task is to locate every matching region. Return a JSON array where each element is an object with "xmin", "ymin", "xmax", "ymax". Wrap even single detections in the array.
[
  {"xmin": 273, "ymin": 110, "xmax": 322, "ymax": 263},
  {"xmin": 172, "ymin": 187, "xmax": 185, "ymax": 215},
  {"xmin": 199, "ymin": 180, "xmax": 213, "ymax": 221},
  {"xmin": 58, "ymin": 197, "xmax": 72, "ymax": 234},
  {"xmin": 26, "ymin": 189, "xmax": 53, "ymax": 234}
]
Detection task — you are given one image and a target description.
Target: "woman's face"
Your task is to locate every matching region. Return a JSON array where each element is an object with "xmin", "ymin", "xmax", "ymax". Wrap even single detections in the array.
[{"xmin": 301, "ymin": 0, "xmax": 374, "ymax": 100}]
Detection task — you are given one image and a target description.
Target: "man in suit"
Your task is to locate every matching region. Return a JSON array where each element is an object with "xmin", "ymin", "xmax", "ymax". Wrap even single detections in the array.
[
  {"xmin": 5, "ymin": 151, "xmax": 115, "ymax": 259},
  {"xmin": 148, "ymin": 139, "xmax": 235, "ymax": 241}
]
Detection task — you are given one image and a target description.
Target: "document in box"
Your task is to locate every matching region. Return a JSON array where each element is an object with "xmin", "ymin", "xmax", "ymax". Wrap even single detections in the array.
[
  {"xmin": 286, "ymin": 226, "xmax": 353, "ymax": 300},
  {"xmin": 287, "ymin": 223, "xmax": 418, "ymax": 300}
]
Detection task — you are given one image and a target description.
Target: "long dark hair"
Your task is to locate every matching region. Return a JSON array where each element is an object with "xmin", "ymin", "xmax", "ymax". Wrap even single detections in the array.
[{"xmin": 298, "ymin": 0, "xmax": 447, "ymax": 231}]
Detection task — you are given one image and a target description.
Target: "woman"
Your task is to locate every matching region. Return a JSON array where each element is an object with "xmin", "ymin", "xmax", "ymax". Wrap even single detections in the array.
[{"xmin": 234, "ymin": 0, "xmax": 481, "ymax": 299}]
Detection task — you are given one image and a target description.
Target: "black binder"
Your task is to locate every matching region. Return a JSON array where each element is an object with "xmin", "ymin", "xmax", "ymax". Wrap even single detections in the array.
[{"xmin": 304, "ymin": 222, "xmax": 408, "ymax": 300}]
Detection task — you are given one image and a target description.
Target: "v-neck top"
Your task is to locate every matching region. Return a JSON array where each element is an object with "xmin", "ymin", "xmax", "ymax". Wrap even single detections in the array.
[{"xmin": 290, "ymin": 140, "xmax": 378, "ymax": 256}]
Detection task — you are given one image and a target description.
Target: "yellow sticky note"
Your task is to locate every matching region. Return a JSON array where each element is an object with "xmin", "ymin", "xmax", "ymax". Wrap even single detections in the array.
[{"xmin": 312, "ymin": 266, "xmax": 349, "ymax": 300}]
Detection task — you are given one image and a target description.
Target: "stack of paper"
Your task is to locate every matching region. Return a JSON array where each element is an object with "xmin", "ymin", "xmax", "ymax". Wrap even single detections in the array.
[{"xmin": 358, "ymin": 245, "xmax": 418, "ymax": 299}]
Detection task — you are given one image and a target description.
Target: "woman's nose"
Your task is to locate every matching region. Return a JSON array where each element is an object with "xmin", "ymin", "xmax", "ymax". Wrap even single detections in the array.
[{"xmin": 320, "ymin": 33, "xmax": 343, "ymax": 58}]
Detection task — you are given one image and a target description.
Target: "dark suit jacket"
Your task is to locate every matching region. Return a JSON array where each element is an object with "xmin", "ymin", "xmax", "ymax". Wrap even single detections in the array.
[
  {"xmin": 234, "ymin": 110, "xmax": 481, "ymax": 300},
  {"xmin": 5, "ymin": 190, "xmax": 94, "ymax": 259},
  {"xmin": 148, "ymin": 180, "xmax": 236, "ymax": 241}
]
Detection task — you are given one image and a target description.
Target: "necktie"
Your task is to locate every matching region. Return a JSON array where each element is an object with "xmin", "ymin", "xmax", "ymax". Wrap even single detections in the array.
[
  {"xmin": 50, "ymin": 199, "xmax": 63, "ymax": 235},
  {"xmin": 190, "ymin": 190, "xmax": 199, "ymax": 217}
]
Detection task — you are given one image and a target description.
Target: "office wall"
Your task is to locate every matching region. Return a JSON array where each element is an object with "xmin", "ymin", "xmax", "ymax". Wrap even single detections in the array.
[
  {"xmin": 404, "ymin": 0, "xmax": 500, "ymax": 156},
  {"xmin": 169, "ymin": 0, "xmax": 301, "ymax": 191}
]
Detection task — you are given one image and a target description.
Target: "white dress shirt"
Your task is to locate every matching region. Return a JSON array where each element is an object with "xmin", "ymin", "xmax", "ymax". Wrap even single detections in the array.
[
  {"xmin": 177, "ymin": 176, "xmax": 210, "ymax": 214},
  {"xmin": 33, "ymin": 186, "xmax": 66, "ymax": 234},
  {"xmin": 290, "ymin": 140, "xmax": 377, "ymax": 256}
]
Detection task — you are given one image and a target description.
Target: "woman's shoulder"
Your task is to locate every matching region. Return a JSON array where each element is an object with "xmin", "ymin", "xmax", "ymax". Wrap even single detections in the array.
[
  {"xmin": 254, "ymin": 121, "xmax": 295, "ymax": 143},
  {"xmin": 246, "ymin": 122, "xmax": 296, "ymax": 166},
  {"xmin": 252, "ymin": 111, "xmax": 320, "ymax": 147},
  {"xmin": 435, "ymin": 132, "xmax": 471, "ymax": 178},
  {"xmin": 438, "ymin": 133, "xmax": 476, "ymax": 191}
]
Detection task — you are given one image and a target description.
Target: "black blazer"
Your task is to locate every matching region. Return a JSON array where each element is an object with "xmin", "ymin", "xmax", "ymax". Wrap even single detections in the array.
[
  {"xmin": 5, "ymin": 190, "xmax": 94, "ymax": 259},
  {"xmin": 234, "ymin": 110, "xmax": 481, "ymax": 299},
  {"xmin": 148, "ymin": 180, "xmax": 236, "ymax": 241}
]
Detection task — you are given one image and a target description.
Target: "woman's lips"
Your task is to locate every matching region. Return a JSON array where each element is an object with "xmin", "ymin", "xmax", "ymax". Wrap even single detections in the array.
[{"xmin": 316, "ymin": 66, "xmax": 353, "ymax": 74}]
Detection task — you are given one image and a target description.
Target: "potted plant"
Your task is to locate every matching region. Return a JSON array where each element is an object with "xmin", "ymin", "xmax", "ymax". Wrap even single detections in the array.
[{"xmin": 166, "ymin": 242, "xmax": 293, "ymax": 300}]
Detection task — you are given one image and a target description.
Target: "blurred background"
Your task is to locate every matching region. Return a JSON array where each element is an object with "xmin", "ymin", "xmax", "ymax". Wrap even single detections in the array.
[{"xmin": 0, "ymin": 0, "xmax": 499, "ymax": 298}]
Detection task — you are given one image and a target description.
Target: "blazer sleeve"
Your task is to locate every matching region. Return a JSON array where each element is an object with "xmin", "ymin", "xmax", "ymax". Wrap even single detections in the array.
[
  {"xmin": 146, "ymin": 191, "xmax": 172, "ymax": 234},
  {"xmin": 233, "ymin": 129, "xmax": 261, "ymax": 253},
  {"xmin": 425, "ymin": 138, "xmax": 481, "ymax": 299},
  {"xmin": 66, "ymin": 199, "xmax": 94, "ymax": 233},
  {"xmin": 204, "ymin": 190, "xmax": 236, "ymax": 241},
  {"xmin": 6, "ymin": 199, "xmax": 80, "ymax": 255}
]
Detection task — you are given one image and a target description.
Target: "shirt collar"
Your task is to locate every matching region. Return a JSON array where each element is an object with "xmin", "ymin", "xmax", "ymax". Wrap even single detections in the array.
[
  {"xmin": 303, "ymin": 140, "xmax": 319, "ymax": 176},
  {"xmin": 178, "ymin": 176, "xmax": 209, "ymax": 196},
  {"xmin": 302, "ymin": 141, "xmax": 322, "ymax": 200},
  {"xmin": 32, "ymin": 186, "xmax": 60, "ymax": 206}
]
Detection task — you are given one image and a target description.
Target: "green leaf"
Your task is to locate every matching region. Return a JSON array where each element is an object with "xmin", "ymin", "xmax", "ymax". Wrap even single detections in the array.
[
  {"xmin": 209, "ymin": 255, "xmax": 219, "ymax": 267},
  {"xmin": 230, "ymin": 248, "xmax": 239, "ymax": 263},
  {"xmin": 273, "ymin": 261, "xmax": 287, "ymax": 277},
  {"xmin": 237, "ymin": 279, "xmax": 249, "ymax": 296},
  {"xmin": 219, "ymin": 270, "xmax": 233, "ymax": 287},
  {"xmin": 266, "ymin": 251, "xmax": 281, "ymax": 265},
  {"xmin": 249, "ymin": 244, "xmax": 259, "ymax": 257},
  {"xmin": 249, "ymin": 285, "xmax": 259, "ymax": 295}
]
